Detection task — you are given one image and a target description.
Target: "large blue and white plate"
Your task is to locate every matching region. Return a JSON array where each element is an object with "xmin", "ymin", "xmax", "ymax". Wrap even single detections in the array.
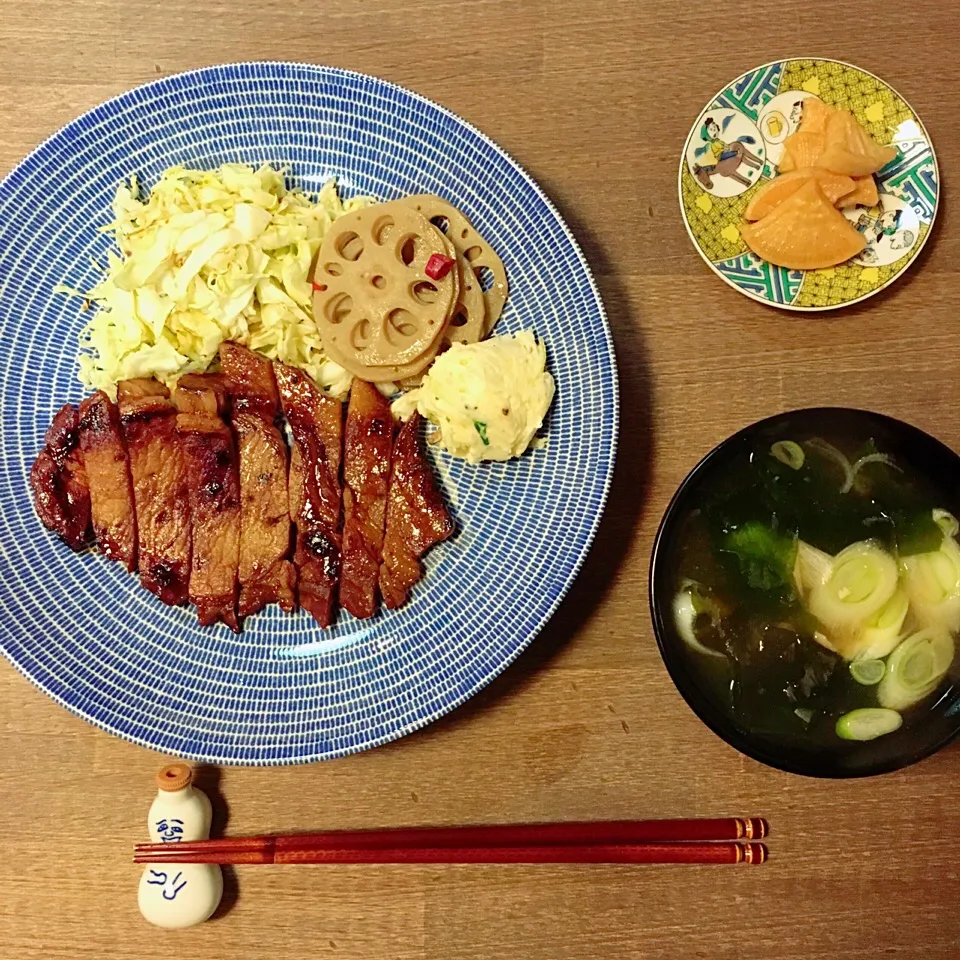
[{"xmin": 0, "ymin": 63, "xmax": 617, "ymax": 763}]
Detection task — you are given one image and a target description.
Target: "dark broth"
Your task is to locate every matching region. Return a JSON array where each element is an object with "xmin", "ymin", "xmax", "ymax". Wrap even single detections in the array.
[{"xmin": 670, "ymin": 423, "xmax": 960, "ymax": 756}]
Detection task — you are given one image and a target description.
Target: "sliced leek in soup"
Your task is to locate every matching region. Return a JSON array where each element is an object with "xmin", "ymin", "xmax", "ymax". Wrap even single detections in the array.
[{"xmin": 671, "ymin": 432, "xmax": 958, "ymax": 746}]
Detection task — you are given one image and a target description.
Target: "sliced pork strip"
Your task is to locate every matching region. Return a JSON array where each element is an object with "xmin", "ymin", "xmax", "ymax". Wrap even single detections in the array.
[
  {"xmin": 340, "ymin": 379, "xmax": 393, "ymax": 620},
  {"xmin": 30, "ymin": 403, "xmax": 91, "ymax": 551},
  {"xmin": 77, "ymin": 391, "xmax": 137, "ymax": 571},
  {"xmin": 379, "ymin": 413, "xmax": 454, "ymax": 609},
  {"xmin": 118, "ymin": 378, "xmax": 192, "ymax": 605},
  {"xmin": 220, "ymin": 342, "xmax": 296, "ymax": 617},
  {"xmin": 275, "ymin": 362, "xmax": 343, "ymax": 627},
  {"xmin": 174, "ymin": 374, "xmax": 241, "ymax": 632}
]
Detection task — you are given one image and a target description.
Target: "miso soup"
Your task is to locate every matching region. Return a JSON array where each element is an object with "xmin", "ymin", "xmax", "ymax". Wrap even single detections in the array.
[{"xmin": 659, "ymin": 413, "xmax": 960, "ymax": 761}]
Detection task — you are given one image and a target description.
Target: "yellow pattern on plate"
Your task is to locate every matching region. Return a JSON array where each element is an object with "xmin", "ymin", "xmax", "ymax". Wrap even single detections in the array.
[
  {"xmin": 720, "ymin": 223, "xmax": 741, "ymax": 244},
  {"xmin": 680, "ymin": 170, "xmax": 750, "ymax": 262},
  {"xmin": 778, "ymin": 60, "xmax": 912, "ymax": 146}
]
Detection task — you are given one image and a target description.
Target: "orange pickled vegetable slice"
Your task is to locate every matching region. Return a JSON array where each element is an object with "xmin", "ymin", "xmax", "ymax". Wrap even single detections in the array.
[
  {"xmin": 779, "ymin": 131, "xmax": 825, "ymax": 172},
  {"xmin": 741, "ymin": 179, "xmax": 867, "ymax": 270},
  {"xmin": 798, "ymin": 98, "xmax": 834, "ymax": 135},
  {"xmin": 744, "ymin": 168, "xmax": 855, "ymax": 221},
  {"xmin": 819, "ymin": 109, "xmax": 898, "ymax": 176},
  {"xmin": 836, "ymin": 175, "xmax": 879, "ymax": 209}
]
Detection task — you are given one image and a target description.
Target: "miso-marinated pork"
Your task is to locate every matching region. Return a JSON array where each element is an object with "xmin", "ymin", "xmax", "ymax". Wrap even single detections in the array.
[
  {"xmin": 117, "ymin": 378, "xmax": 191, "ymax": 605},
  {"xmin": 340, "ymin": 379, "xmax": 394, "ymax": 619},
  {"xmin": 30, "ymin": 403, "xmax": 91, "ymax": 551},
  {"xmin": 275, "ymin": 362, "xmax": 343, "ymax": 627},
  {"xmin": 220, "ymin": 342, "xmax": 295, "ymax": 617},
  {"xmin": 174, "ymin": 374, "xmax": 240, "ymax": 632},
  {"xmin": 77, "ymin": 390, "xmax": 137, "ymax": 571},
  {"xmin": 175, "ymin": 373, "xmax": 229, "ymax": 416},
  {"xmin": 379, "ymin": 413, "xmax": 454, "ymax": 609}
]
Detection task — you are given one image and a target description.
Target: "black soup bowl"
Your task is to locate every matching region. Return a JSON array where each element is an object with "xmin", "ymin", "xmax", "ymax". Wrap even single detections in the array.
[{"xmin": 650, "ymin": 408, "xmax": 960, "ymax": 778}]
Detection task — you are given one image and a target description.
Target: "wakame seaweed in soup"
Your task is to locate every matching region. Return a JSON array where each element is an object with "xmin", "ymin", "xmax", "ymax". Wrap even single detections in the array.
[{"xmin": 671, "ymin": 427, "xmax": 960, "ymax": 750}]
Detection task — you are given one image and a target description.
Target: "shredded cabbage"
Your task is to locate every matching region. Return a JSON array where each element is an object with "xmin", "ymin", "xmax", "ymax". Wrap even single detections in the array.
[{"xmin": 66, "ymin": 163, "xmax": 370, "ymax": 398}]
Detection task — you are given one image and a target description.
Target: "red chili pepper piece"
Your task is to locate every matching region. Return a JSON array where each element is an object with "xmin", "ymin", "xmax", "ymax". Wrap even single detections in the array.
[
  {"xmin": 312, "ymin": 280, "xmax": 327, "ymax": 292},
  {"xmin": 425, "ymin": 254, "xmax": 455, "ymax": 280}
]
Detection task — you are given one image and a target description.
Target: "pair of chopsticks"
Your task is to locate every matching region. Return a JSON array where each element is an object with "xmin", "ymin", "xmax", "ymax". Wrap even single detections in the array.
[{"xmin": 134, "ymin": 817, "xmax": 768, "ymax": 866}]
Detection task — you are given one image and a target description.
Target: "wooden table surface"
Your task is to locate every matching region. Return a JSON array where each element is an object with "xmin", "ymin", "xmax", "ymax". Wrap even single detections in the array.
[{"xmin": 2, "ymin": 1, "xmax": 958, "ymax": 957}]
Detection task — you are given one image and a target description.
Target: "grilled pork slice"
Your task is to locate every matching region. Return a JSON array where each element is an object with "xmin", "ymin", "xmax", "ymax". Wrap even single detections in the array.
[
  {"xmin": 340, "ymin": 379, "xmax": 393, "ymax": 619},
  {"xmin": 117, "ymin": 378, "xmax": 191, "ymax": 605},
  {"xmin": 275, "ymin": 362, "xmax": 343, "ymax": 627},
  {"xmin": 174, "ymin": 373, "xmax": 230, "ymax": 417},
  {"xmin": 379, "ymin": 413, "xmax": 454, "ymax": 609},
  {"xmin": 77, "ymin": 391, "xmax": 137, "ymax": 571},
  {"xmin": 220, "ymin": 342, "xmax": 295, "ymax": 617},
  {"xmin": 30, "ymin": 403, "xmax": 91, "ymax": 551},
  {"xmin": 174, "ymin": 375, "xmax": 240, "ymax": 632}
]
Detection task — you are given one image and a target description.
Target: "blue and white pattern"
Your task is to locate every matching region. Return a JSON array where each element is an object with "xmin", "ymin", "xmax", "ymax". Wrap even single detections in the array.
[
  {"xmin": 0, "ymin": 63, "xmax": 617, "ymax": 764},
  {"xmin": 713, "ymin": 62, "xmax": 783, "ymax": 121},
  {"xmin": 714, "ymin": 254, "xmax": 803, "ymax": 305},
  {"xmin": 879, "ymin": 140, "xmax": 938, "ymax": 221}
]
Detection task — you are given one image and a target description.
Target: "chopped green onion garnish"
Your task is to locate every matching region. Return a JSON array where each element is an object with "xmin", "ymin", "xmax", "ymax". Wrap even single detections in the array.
[
  {"xmin": 473, "ymin": 421, "xmax": 489, "ymax": 446},
  {"xmin": 878, "ymin": 629, "xmax": 954, "ymax": 710},
  {"xmin": 849, "ymin": 659, "xmax": 885, "ymax": 685},
  {"xmin": 836, "ymin": 708, "xmax": 902, "ymax": 741},
  {"xmin": 771, "ymin": 440, "xmax": 805, "ymax": 470},
  {"xmin": 933, "ymin": 508, "xmax": 959, "ymax": 538}
]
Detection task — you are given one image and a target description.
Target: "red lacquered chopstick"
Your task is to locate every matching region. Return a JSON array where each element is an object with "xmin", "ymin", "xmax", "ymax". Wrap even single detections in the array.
[
  {"xmin": 134, "ymin": 840, "xmax": 766, "ymax": 866},
  {"xmin": 134, "ymin": 817, "xmax": 766, "ymax": 859},
  {"xmin": 134, "ymin": 818, "xmax": 768, "ymax": 865}
]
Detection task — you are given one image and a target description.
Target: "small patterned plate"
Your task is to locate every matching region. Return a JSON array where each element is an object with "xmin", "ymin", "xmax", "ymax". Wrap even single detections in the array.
[
  {"xmin": 679, "ymin": 58, "xmax": 939, "ymax": 311},
  {"xmin": 0, "ymin": 63, "xmax": 617, "ymax": 764}
]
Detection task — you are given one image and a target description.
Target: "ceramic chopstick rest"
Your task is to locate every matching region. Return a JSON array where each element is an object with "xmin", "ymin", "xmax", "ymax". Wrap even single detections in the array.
[{"xmin": 137, "ymin": 763, "xmax": 223, "ymax": 928}]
